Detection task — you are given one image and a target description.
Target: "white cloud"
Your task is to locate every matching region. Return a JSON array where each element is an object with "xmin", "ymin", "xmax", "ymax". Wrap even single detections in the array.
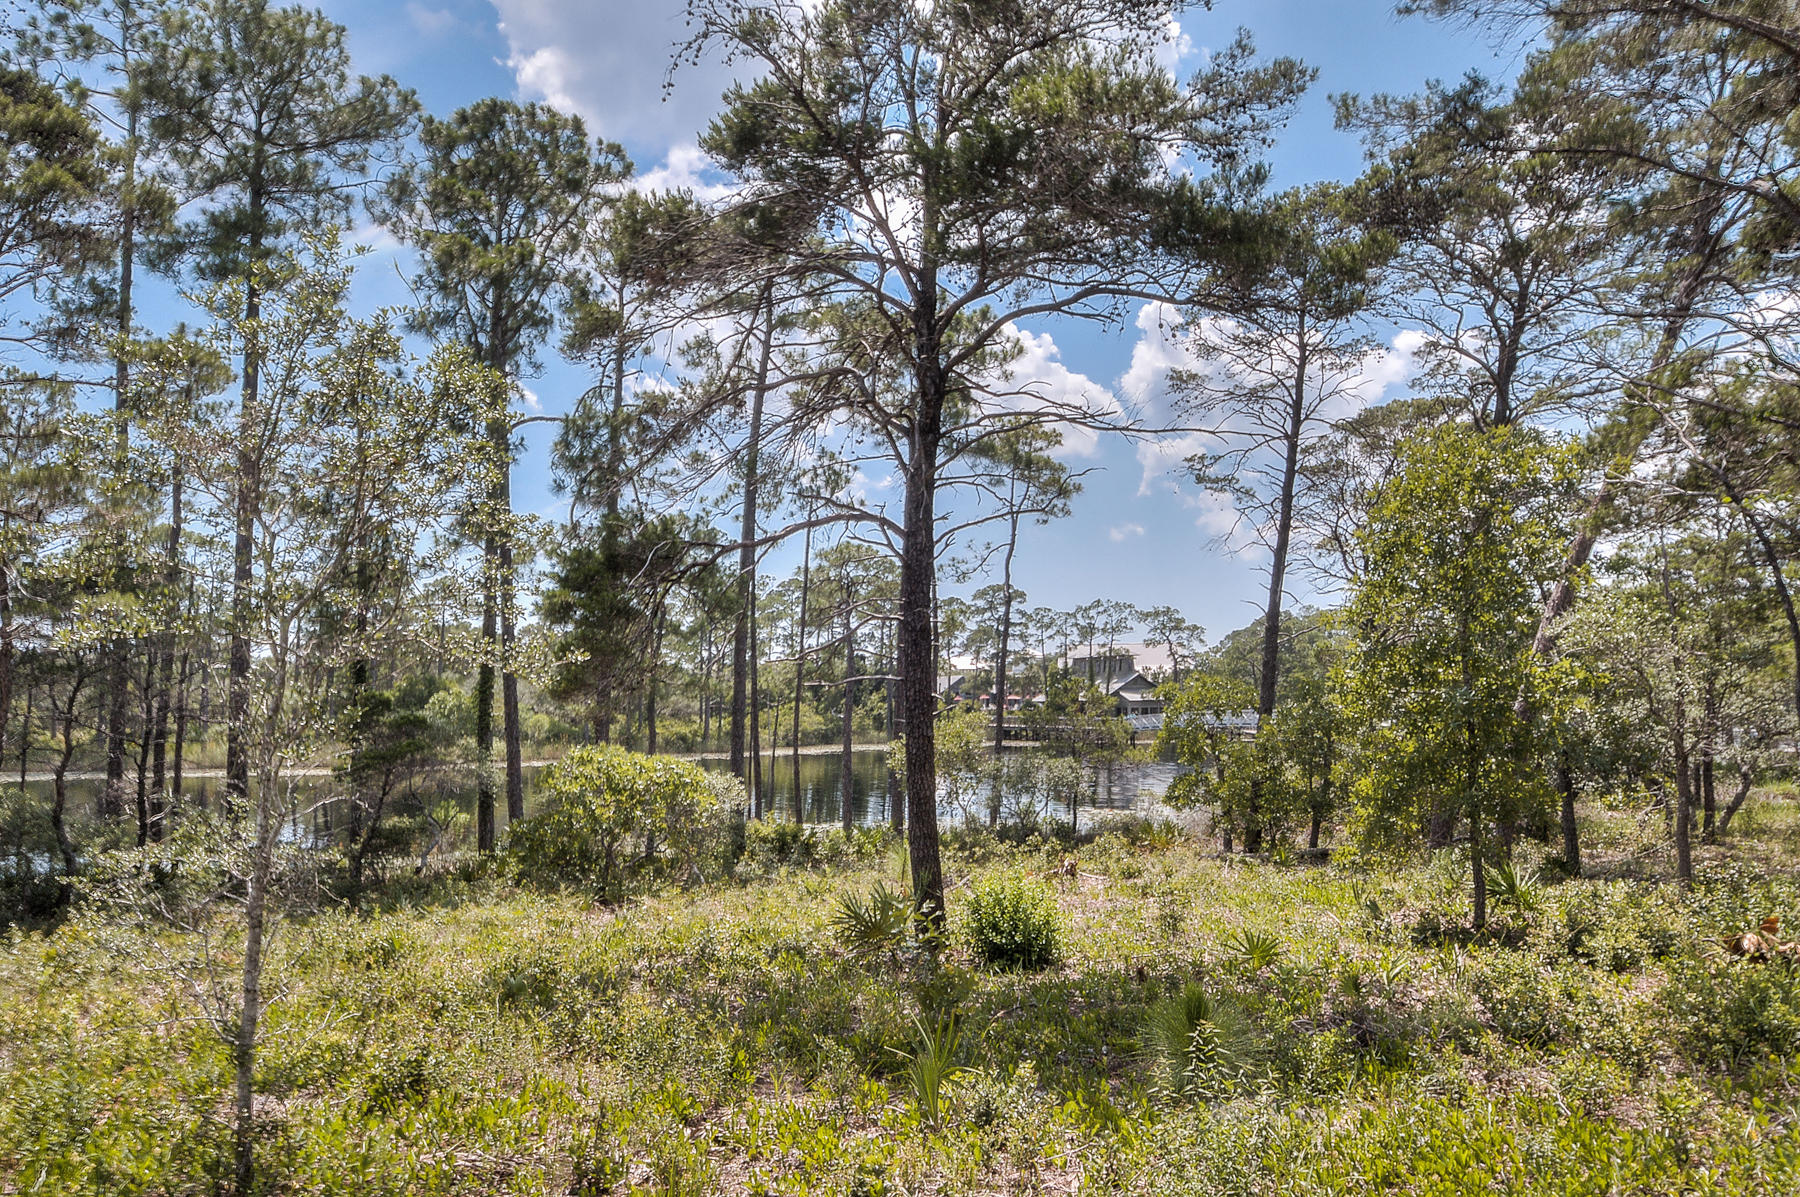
[
  {"xmin": 406, "ymin": 2, "xmax": 459, "ymax": 36},
  {"xmin": 348, "ymin": 221, "xmax": 402, "ymax": 255},
  {"xmin": 490, "ymin": 0, "xmax": 743, "ymax": 147},
  {"xmin": 1155, "ymin": 16, "xmax": 1193, "ymax": 75},
  {"xmin": 518, "ymin": 383, "xmax": 543, "ymax": 413},
  {"xmin": 990, "ymin": 323, "xmax": 1122, "ymax": 460},
  {"xmin": 1108, "ymin": 522, "xmax": 1146, "ymax": 542},
  {"xmin": 1118, "ymin": 300, "xmax": 1424, "ymax": 500},
  {"xmin": 635, "ymin": 142, "xmax": 738, "ymax": 204}
]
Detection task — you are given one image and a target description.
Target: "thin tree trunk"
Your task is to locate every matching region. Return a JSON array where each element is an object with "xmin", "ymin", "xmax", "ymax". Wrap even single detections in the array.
[
  {"xmin": 50, "ymin": 679, "xmax": 83, "ymax": 877},
  {"xmin": 842, "ymin": 600, "xmax": 855, "ymax": 838},
  {"xmin": 148, "ymin": 472, "xmax": 182, "ymax": 842},
  {"xmin": 1556, "ymin": 756, "xmax": 1579, "ymax": 875},
  {"xmin": 1701, "ymin": 679, "xmax": 1718, "ymax": 841},
  {"xmin": 1672, "ymin": 722, "xmax": 1694, "ymax": 884},
  {"xmin": 17, "ymin": 682, "xmax": 28, "ymax": 787},
  {"xmin": 993, "ymin": 506, "xmax": 1018, "ymax": 759},
  {"xmin": 1247, "ymin": 337, "xmax": 1309, "ymax": 855},
  {"xmin": 475, "ymin": 544, "xmax": 497, "ymax": 853},
  {"xmin": 646, "ymin": 608, "xmax": 664, "ymax": 756},
  {"xmin": 0, "ymin": 538, "xmax": 11, "ymax": 769},
  {"xmin": 1717, "ymin": 764, "xmax": 1754, "ymax": 836},
  {"xmin": 172, "ymin": 634, "xmax": 190, "ymax": 807},
  {"xmin": 225, "ymin": 189, "xmax": 266, "ymax": 819},
  {"xmin": 730, "ymin": 286, "xmax": 774, "ymax": 786},
  {"xmin": 234, "ymin": 815, "xmax": 271, "ymax": 1195},
  {"xmin": 750, "ymin": 578, "xmax": 763, "ymax": 819},
  {"xmin": 500, "ymin": 475, "xmax": 524, "ymax": 825},
  {"xmin": 793, "ymin": 523, "xmax": 811, "ymax": 824}
]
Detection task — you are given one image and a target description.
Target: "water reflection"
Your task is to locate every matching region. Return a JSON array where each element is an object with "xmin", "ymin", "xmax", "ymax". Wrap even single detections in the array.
[{"xmin": 23, "ymin": 748, "xmax": 1188, "ymax": 842}]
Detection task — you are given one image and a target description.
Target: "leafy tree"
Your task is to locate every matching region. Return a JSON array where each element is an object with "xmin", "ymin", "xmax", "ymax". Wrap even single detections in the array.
[
  {"xmin": 1342, "ymin": 424, "xmax": 1579, "ymax": 928},
  {"xmin": 380, "ymin": 97, "xmax": 624, "ymax": 847},
  {"xmin": 143, "ymin": 0, "xmax": 416, "ymax": 815},
  {"xmin": 683, "ymin": 0, "xmax": 1308, "ymax": 927},
  {"xmin": 1340, "ymin": 75, "xmax": 1614, "ymax": 431},
  {"xmin": 22, "ymin": 0, "xmax": 185, "ymax": 822},
  {"xmin": 0, "ymin": 61, "xmax": 111, "ymax": 350},
  {"xmin": 1175, "ymin": 182, "xmax": 1386, "ymax": 848},
  {"xmin": 1156, "ymin": 672, "xmax": 1257, "ymax": 850},
  {"xmin": 128, "ymin": 236, "xmax": 497, "ymax": 1193},
  {"xmin": 1137, "ymin": 604, "xmax": 1206, "ymax": 684}
]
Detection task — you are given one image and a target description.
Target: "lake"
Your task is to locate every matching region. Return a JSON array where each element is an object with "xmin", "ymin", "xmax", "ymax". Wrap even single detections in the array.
[{"xmin": 21, "ymin": 747, "xmax": 1190, "ymax": 842}]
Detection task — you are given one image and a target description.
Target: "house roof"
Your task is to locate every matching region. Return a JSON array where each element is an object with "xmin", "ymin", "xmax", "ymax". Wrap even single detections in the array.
[{"xmin": 1062, "ymin": 641, "xmax": 1181, "ymax": 679}]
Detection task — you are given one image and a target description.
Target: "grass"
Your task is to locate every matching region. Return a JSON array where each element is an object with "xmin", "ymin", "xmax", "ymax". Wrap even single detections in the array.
[{"xmin": 5, "ymin": 803, "xmax": 1800, "ymax": 1194}]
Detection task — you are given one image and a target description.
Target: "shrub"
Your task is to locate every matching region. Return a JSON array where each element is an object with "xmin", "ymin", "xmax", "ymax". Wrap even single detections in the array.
[
  {"xmin": 1140, "ymin": 984, "xmax": 1259, "ymax": 1101},
  {"xmin": 505, "ymin": 746, "xmax": 733, "ymax": 899},
  {"xmin": 893, "ymin": 1014, "xmax": 967, "ymax": 1127},
  {"xmin": 964, "ymin": 871, "xmax": 1060, "ymax": 970},
  {"xmin": 1664, "ymin": 955, "xmax": 1800, "ymax": 1071},
  {"xmin": 832, "ymin": 882, "xmax": 911, "ymax": 962}
]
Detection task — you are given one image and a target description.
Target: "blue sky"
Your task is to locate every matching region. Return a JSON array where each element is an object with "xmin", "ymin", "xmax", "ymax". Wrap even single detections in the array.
[{"xmin": 305, "ymin": 0, "xmax": 1515, "ymax": 642}]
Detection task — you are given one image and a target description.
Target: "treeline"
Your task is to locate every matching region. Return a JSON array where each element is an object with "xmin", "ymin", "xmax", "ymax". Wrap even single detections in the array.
[{"xmin": 3, "ymin": 0, "xmax": 1800, "ymax": 945}]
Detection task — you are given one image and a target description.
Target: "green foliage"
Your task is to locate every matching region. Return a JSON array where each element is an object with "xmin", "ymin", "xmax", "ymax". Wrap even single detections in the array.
[
  {"xmin": 1343, "ymin": 424, "xmax": 1580, "ymax": 922},
  {"xmin": 1223, "ymin": 927, "xmax": 1285, "ymax": 971},
  {"xmin": 1483, "ymin": 860, "xmax": 1544, "ymax": 917},
  {"xmin": 963, "ymin": 871, "xmax": 1060, "ymax": 971},
  {"xmin": 1140, "ymin": 984, "xmax": 1258, "ymax": 1101},
  {"xmin": 893, "ymin": 1014, "xmax": 967, "ymax": 1128},
  {"xmin": 832, "ymin": 881, "xmax": 911, "ymax": 962},
  {"xmin": 1665, "ymin": 956, "xmax": 1800, "ymax": 1071},
  {"xmin": 506, "ymin": 745, "xmax": 733, "ymax": 900}
]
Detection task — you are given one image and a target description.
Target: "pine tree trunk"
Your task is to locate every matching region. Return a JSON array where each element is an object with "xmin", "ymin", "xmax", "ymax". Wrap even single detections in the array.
[
  {"xmin": 793, "ymin": 524, "xmax": 811, "ymax": 824},
  {"xmin": 475, "ymin": 549, "xmax": 497, "ymax": 853},
  {"xmin": 900, "ymin": 352, "xmax": 946, "ymax": 931},
  {"xmin": 842, "ymin": 602, "xmax": 855, "ymax": 838},
  {"xmin": 750, "ymin": 580, "xmax": 763, "ymax": 819},
  {"xmin": 993, "ymin": 507, "xmax": 1017, "ymax": 760},
  {"xmin": 0, "ymin": 538, "xmax": 12, "ymax": 770},
  {"xmin": 730, "ymin": 286, "xmax": 773, "ymax": 788}
]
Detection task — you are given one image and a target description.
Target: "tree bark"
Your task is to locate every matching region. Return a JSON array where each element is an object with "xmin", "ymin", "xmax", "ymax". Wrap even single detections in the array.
[
  {"xmin": 842, "ymin": 598, "xmax": 855, "ymax": 838},
  {"xmin": 793, "ymin": 523, "xmax": 811, "ymax": 824},
  {"xmin": 0, "ymin": 536, "xmax": 11, "ymax": 769},
  {"xmin": 1248, "ymin": 325, "xmax": 1309, "ymax": 855},
  {"xmin": 1556, "ymin": 756, "xmax": 1580, "ymax": 875},
  {"xmin": 234, "ymin": 815, "xmax": 271, "ymax": 1196},
  {"xmin": 101, "ymin": 94, "xmax": 142, "ymax": 824},
  {"xmin": 900, "ymin": 350, "xmax": 946, "ymax": 931},
  {"xmin": 993, "ymin": 506, "xmax": 1018, "ymax": 759},
  {"xmin": 730, "ymin": 285, "xmax": 773, "ymax": 788},
  {"xmin": 749, "ymin": 579, "xmax": 763, "ymax": 818},
  {"xmin": 225, "ymin": 175, "xmax": 270, "ymax": 821},
  {"xmin": 474, "ymin": 541, "xmax": 497, "ymax": 853},
  {"xmin": 1717, "ymin": 764, "xmax": 1754, "ymax": 836}
]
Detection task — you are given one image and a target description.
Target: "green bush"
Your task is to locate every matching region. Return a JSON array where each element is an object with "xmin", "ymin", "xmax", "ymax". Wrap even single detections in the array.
[
  {"xmin": 963, "ymin": 871, "xmax": 1060, "ymax": 971},
  {"xmin": 1664, "ymin": 955, "xmax": 1800, "ymax": 1071},
  {"xmin": 505, "ymin": 746, "xmax": 737, "ymax": 899}
]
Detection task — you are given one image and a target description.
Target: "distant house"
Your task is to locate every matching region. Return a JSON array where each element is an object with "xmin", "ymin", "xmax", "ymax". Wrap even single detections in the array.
[
  {"xmin": 1064, "ymin": 641, "xmax": 1181, "ymax": 685},
  {"xmin": 1104, "ymin": 670, "xmax": 1163, "ymax": 718},
  {"xmin": 936, "ymin": 673, "xmax": 968, "ymax": 703}
]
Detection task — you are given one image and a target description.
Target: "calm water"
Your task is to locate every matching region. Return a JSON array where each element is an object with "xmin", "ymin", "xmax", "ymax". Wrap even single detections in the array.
[{"xmin": 25, "ymin": 748, "xmax": 1187, "ymax": 841}]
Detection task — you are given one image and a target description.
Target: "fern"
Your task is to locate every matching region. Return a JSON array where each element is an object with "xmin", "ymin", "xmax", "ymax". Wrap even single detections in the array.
[
  {"xmin": 1223, "ymin": 927, "xmax": 1284, "ymax": 970},
  {"xmin": 831, "ymin": 882, "xmax": 911, "ymax": 961}
]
